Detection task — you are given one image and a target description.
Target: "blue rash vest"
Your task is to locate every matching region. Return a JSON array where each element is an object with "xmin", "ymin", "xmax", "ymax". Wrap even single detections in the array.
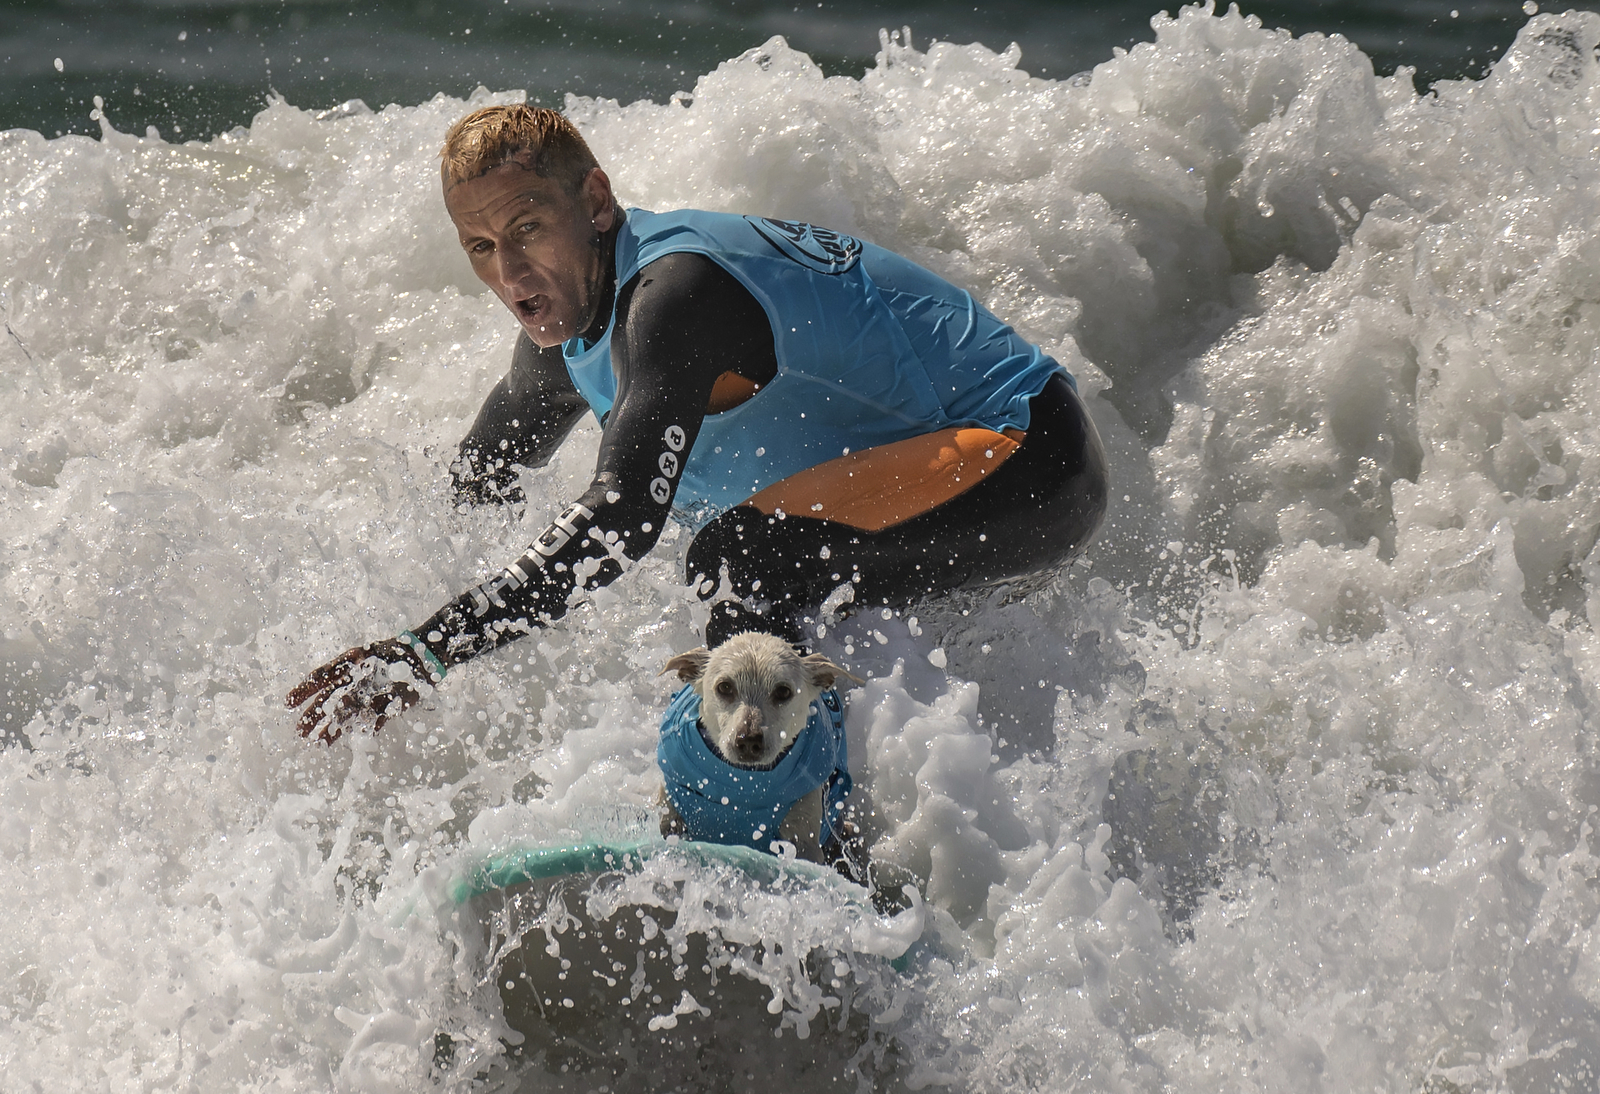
[
  {"xmin": 657, "ymin": 684, "xmax": 852, "ymax": 851},
  {"xmin": 562, "ymin": 208, "xmax": 1071, "ymax": 529}
]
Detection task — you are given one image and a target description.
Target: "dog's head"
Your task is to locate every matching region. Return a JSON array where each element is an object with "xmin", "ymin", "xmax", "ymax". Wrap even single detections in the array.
[{"xmin": 663, "ymin": 632, "xmax": 856, "ymax": 767}]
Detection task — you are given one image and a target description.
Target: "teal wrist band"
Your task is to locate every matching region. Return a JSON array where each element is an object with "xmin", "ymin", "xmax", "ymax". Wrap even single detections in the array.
[{"xmin": 399, "ymin": 631, "xmax": 448, "ymax": 680}]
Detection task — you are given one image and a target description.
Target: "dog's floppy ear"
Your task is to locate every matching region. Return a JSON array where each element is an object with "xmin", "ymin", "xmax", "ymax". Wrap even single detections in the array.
[
  {"xmin": 661, "ymin": 647, "xmax": 711, "ymax": 682},
  {"xmin": 801, "ymin": 653, "xmax": 862, "ymax": 689}
]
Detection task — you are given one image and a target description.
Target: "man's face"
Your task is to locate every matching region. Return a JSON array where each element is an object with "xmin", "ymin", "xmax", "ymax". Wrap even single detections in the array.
[{"xmin": 444, "ymin": 154, "xmax": 616, "ymax": 348}]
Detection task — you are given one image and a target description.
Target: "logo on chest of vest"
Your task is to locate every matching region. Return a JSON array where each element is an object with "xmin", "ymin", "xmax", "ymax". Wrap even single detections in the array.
[{"xmin": 747, "ymin": 217, "xmax": 863, "ymax": 275}]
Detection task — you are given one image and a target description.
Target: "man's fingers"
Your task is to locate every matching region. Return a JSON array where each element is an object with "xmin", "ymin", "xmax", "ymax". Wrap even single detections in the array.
[
  {"xmin": 362, "ymin": 682, "xmax": 415, "ymax": 734},
  {"xmin": 286, "ymin": 675, "xmax": 332, "ymax": 709},
  {"xmin": 288, "ymin": 650, "xmax": 425, "ymax": 745},
  {"xmin": 329, "ymin": 690, "xmax": 366, "ymax": 732},
  {"xmin": 295, "ymin": 685, "xmax": 361, "ymax": 744},
  {"xmin": 369, "ymin": 683, "xmax": 419, "ymax": 735},
  {"xmin": 296, "ymin": 696, "xmax": 335, "ymax": 741},
  {"xmin": 284, "ymin": 647, "xmax": 364, "ymax": 708}
]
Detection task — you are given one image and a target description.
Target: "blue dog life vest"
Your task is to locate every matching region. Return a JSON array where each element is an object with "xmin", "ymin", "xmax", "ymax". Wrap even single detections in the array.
[
  {"xmin": 563, "ymin": 209, "xmax": 1071, "ymax": 529},
  {"xmin": 657, "ymin": 684, "xmax": 852, "ymax": 851}
]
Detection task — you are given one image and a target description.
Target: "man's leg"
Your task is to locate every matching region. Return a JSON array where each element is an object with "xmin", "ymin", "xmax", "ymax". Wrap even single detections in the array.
[{"xmin": 686, "ymin": 373, "xmax": 1108, "ymax": 647}]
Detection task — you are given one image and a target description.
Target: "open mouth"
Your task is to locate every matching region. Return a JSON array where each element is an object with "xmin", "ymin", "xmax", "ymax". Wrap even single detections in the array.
[{"xmin": 513, "ymin": 295, "xmax": 545, "ymax": 323}]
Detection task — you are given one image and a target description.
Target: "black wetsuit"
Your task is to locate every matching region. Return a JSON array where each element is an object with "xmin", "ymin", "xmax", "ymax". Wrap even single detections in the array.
[{"xmin": 412, "ymin": 222, "xmax": 1107, "ymax": 668}]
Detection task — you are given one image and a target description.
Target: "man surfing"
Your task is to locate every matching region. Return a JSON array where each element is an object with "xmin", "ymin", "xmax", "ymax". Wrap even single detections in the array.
[{"xmin": 287, "ymin": 104, "xmax": 1108, "ymax": 743}]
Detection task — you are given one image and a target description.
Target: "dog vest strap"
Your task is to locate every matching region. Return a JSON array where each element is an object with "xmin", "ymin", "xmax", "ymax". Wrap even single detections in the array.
[{"xmin": 657, "ymin": 684, "xmax": 852, "ymax": 851}]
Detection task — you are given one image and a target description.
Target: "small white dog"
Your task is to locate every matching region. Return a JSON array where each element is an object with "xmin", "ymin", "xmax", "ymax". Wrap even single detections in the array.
[{"xmin": 657, "ymin": 632, "xmax": 857, "ymax": 861}]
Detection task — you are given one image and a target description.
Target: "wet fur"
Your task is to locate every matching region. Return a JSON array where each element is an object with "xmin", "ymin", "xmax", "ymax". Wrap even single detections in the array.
[{"xmin": 658, "ymin": 632, "xmax": 856, "ymax": 860}]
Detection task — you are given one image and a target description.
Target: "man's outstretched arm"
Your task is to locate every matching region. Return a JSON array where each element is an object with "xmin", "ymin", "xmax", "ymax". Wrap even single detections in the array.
[
  {"xmin": 407, "ymin": 252, "xmax": 768, "ymax": 664},
  {"xmin": 288, "ymin": 252, "xmax": 775, "ymax": 741},
  {"xmin": 452, "ymin": 331, "xmax": 590, "ymax": 505}
]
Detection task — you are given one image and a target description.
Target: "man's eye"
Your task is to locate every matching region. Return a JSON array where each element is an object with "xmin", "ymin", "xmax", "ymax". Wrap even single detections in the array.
[{"xmin": 468, "ymin": 240, "xmax": 493, "ymax": 256}]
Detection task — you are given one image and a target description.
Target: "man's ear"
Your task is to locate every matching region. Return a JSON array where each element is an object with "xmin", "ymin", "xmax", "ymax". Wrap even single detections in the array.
[
  {"xmin": 801, "ymin": 653, "xmax": 862, "ymax": 690},
  {"xmin": 583, "ymin": 167, "xmax": 616, "ymax": 232},
  {"xmin": 661, "ymin": 648, "xmax": 710, "ymax": 682}
]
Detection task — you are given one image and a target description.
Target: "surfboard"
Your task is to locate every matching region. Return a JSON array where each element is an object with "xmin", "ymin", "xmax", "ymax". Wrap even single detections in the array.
[
  {"xmin": 446, "ymin": 835, "xmax": 854, "ymax": 906},
  {"xmin": 444, "ymin": 826, "xmax": 925, "ymax": 1086}
]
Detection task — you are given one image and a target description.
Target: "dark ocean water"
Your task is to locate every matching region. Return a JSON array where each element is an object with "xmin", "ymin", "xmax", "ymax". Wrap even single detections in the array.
[{"xmin": 3, "ymin": 0, "xmax": 1595, "ymax": 141}]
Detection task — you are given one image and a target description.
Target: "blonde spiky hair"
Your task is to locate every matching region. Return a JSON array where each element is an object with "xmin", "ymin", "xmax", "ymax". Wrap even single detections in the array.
[{"xmin": 439, "ymin": 104, "xmax": 599, "ymax": 194}]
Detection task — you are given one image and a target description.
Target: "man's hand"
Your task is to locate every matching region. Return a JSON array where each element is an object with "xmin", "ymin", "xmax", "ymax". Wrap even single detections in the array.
[{"xmin": 286, "ymin": 638, "xmax": 432, "ymax": 744}]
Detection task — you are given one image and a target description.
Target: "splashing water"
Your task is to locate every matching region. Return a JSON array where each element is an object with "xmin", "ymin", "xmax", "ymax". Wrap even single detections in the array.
[{"xmin": 6, "ymin": 3, "xmax": 1600, "ymax": 1089}]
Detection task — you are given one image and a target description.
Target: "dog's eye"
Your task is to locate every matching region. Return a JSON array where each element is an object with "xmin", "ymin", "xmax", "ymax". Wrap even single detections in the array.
[
  {"xmin": 714, "ymin": 679, "xmax": 737, "ymax": 700},
  {"xmin": 771, "ymin": 684, "xmax": 794, "ymax": 703}
]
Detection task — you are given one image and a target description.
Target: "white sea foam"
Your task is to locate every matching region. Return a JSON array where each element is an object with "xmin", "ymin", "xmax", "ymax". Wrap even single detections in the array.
[{"xmin": 5, "ymin": 2, "xmax": 1600, "ymax": 1089}]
